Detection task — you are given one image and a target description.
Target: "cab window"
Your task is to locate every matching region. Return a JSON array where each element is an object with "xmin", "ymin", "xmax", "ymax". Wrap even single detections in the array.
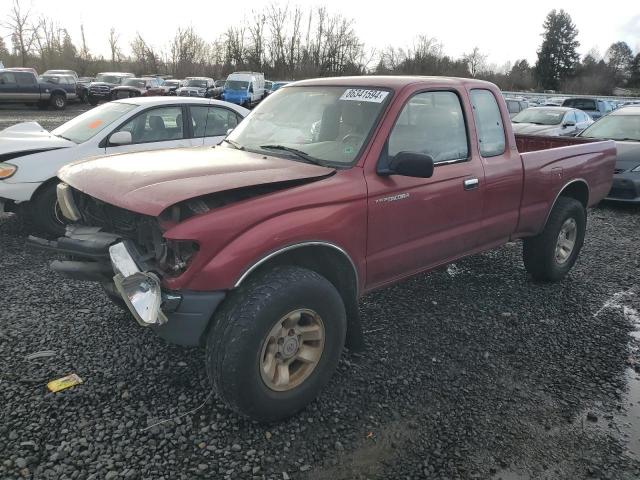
[
  {"xmin": 0, "ymin": 72, "xmax": 17, "ymax": 85},
  {"xmin": 388, "ymin": 91, "xmax": 469, "ymax": 163},
  {"xmin": 114, "ymin": 106, "xmax": 185, "ymax": 144}
]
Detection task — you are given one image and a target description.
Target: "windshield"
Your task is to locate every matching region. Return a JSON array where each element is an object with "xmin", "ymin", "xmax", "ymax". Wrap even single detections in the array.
[
  {"xmin": 579, "ymin": 115, "xmax": 640, "ymax": 141},
  {"xmin": 226, "ymin": 86, "xmax": 391, "ymax": 165},
  {"xmin": 225, "ymin": 80, "xmax": 249, "ymax": 90},
  {"xmin": 563, "ymin": 98, "xmax": 597, "ymax": 110},
  {"xmin": 512, "ymin": 108, "xmax": 565, "ymax": 125},
  {"xmin": 52, "ymin": 102, "xmax": 137, "ymax": 144},
  {"xmin": 123, "ymin": 79, "xmax": 146, "ymax": 88},
  {"xmin": 186, "ymin": 79, "xmax": 207, "ymax": 88},
  {"xmin": 96, "ymin": 74, "xmax": 124, "ymax": 84}
]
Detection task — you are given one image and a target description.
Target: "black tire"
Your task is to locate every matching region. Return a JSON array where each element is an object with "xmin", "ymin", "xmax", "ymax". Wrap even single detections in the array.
[
  {"xmin": 29, "ymin": 182, "xmax": 68, "ymax": 237},
  {"xmin": 50, "ymin": 93, "xmax": 66, "ymax": 110},
  {"xmin": 206, "ymin": 265, "xmax": 346, "ymax": 422},
  {"xmin": 88, "ymin": 96, "xmax": 99, "ymax": 106},
  {"xmin": 523, "ymin": 197, "xmax": 586, "ymax": 282}
]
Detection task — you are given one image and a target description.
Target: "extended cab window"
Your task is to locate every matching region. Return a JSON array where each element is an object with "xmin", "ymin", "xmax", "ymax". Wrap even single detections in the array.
[
  {"xmin": 191, "ymin": 106, "xmax": 241, "ymax": 138},
  {"xmin": 470, "ymin": 89, "xmax": 506, "ymax": 157},
  {"xmin": 115, "ymin": 106, "xmax": 185, "ymax": 144},
  {"xmin": 388, "ymin": 91, "xmax": 468, "ymax": 163}
]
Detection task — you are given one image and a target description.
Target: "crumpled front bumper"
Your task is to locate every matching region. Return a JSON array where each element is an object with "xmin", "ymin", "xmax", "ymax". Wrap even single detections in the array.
[{"xmin": 27, "ymin": 227, "xmax": 225, "ymax": 346}]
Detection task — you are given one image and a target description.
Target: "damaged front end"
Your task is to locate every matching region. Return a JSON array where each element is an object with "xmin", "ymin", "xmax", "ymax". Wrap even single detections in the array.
[{"xmin": 28, "ymin": 184, "xmax": 224, "ymax": 345}]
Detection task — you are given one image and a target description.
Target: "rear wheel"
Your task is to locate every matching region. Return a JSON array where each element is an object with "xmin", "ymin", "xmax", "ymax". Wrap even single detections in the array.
[
  {"xmin": 29, "ymin": 182, "xmax": 67, "ymax": 237},
  {"xmin": 88, "ymin": 96, "xmax": 99, "ymax": 106},
  {"xmin": 50, "ymin": 93, "xmax": 66, "ymax": 110},
  {"xmin": 523, "ymin": 197, "xmax": 586, "ymax": 281},
  {"xmin": 206, "ymin": 266, "xmax": 346, "ymax": 422}
]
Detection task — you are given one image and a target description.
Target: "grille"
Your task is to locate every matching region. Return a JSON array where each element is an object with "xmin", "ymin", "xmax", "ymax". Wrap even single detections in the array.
[
  {"xmin": 71, "ymin": 189, "xmax": 161, "ymax": 253},
  {"xmin": 89, "ymin": 85, "xmax": 110, "ymax": 94}
]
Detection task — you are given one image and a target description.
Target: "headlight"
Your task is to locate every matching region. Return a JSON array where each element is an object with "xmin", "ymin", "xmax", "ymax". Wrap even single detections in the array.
[
  {"xmin": 632, "ymin": 165, "xmax": 640, "ymax": 172},
  {"xmin": 114, "ymin": 271, "xmax": 167, "ymax": 326},
  {"xmin": 0, "ymin": 163, "xmax": 17, "ymax": 179}
]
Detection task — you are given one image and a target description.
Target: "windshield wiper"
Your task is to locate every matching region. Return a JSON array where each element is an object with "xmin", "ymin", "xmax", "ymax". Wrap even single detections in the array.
[
  {"xmin": 611, "ymin": 137, "xmax": 640, "ymax": 142},
  {"xmin": 54, "ymin": 133, "xmax": 73, "ymax": 142},
  {"xmin": 223, "ymin": 138, "xmax": 244, "ymax": 150},
  {"xmin": 260, "ymin": 145, "xmax": 324, "ymax": 166}
]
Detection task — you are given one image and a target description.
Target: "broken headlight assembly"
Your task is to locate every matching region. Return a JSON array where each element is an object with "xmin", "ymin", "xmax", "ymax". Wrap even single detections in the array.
[{"xmin": 158, "ymin": 239, "xmax": 200, "ymax": 275}]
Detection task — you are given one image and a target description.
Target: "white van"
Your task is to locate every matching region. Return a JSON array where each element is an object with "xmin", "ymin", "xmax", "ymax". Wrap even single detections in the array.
[{"xmin": 222, "ymin": 72, "xmax": 265, "ymax": 107}]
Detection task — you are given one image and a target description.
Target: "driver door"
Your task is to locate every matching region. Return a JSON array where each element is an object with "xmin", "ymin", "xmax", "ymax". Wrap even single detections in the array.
[
  {"xmin": 104, "ymin": 105, "xmax": 190, "ymax": 155},
  {"xmin": 365, "ymin": 89, "xmax": 485, "ymax": 289}
]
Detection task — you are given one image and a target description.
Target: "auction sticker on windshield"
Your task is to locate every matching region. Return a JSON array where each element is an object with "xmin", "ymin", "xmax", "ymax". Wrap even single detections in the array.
[{"xmin": 340, "ymin": 89, "xmax": 389, "ymax": 103}]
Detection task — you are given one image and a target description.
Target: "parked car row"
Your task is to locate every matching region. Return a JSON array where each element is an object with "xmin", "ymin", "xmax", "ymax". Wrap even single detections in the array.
[{"xmin": 0, "ymin": 64, "xmax": 301, "ymax": 111}]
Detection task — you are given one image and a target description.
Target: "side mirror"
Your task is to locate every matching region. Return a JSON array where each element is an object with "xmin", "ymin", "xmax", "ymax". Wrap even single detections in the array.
[
  {"xmin": 109, "ymin": 131, "xmax": 132, "ymax": 146},
  {"xmin": 146, "ymin": 85, "xmax": 151, "ymax": 90},
  {"xmin": 381, "ymin": 152, "xmax": 434, "ymax": 178},
  {"xmin": 563, "ymin": 120, "xmax": 576, "ymax": 128}
]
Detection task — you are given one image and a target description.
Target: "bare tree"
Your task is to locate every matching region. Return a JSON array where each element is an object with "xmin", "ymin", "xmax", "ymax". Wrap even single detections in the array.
[
  {"xmin": 170, "ymin": 27, "xmax": 209, "ymax": 77},
  {"xmin": 463, "ymin": 46, "xmax": 487, "ymax": 77},
  {"xmin": 131, "ymin": 33, "xmax": 161, "ymax": 74},
  {"xmin": 108, "ymin": 27, "xmax": 122, "ymax": 67},
  {"xmin": 3, "ymin": 0, "xmax": 39, "ymax": 66}
]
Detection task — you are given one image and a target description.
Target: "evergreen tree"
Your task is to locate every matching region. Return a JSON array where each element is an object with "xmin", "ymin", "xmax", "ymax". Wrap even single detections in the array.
[
  {"xmin": 630, "ymin": 53, "xmax": 640, "ymax": 88},
  {"xmin": 606, "ymin": 42, "xmax": 634, "ymax": 83},
  {"xmin": 535, "ymin": 9, "xmax": 580, "ymax": 90}
]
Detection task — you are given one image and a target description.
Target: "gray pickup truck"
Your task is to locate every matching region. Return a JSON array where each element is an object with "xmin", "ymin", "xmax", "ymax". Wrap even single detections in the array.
[{"xmin": 0, "ymin": 69, "xmax": 72, "ymax": 110}]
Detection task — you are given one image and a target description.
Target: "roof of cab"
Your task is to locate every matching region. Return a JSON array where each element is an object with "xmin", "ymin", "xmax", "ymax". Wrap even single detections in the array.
[{"xmin": 289, "ymin": 75, "xmax": 497, "ymax": 90}]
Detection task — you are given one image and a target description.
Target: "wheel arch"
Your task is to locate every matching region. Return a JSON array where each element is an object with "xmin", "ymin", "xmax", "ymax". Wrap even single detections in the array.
[
  {"xmin": 49, "ymin": 88, "xmax": 67, "ymax": 98},
  {"xmin": 234, "ymin": 242, "xmax": 365, "ymax": 351},
  {"xmin": 30, "ymin": 176, "xmax": 59, "ymax": 202},
  {"xmin": 543, "ymin": 179, "xmax": 589, "ymax": 228}
]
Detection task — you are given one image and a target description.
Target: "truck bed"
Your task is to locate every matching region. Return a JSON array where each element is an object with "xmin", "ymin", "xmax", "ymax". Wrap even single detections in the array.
[
  {"xmin": 515, "ymin": 134, "xmax": 597, "ymax": 153},
  {"xmin": 514, "ymin": 134, "xmax": 617, "ymax": 237}
]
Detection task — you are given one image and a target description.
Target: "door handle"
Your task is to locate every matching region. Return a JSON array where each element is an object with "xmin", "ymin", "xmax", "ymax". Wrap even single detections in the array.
[{"xmin": 463, "ymin": 178, "xmax": 479, "ymax": 190}]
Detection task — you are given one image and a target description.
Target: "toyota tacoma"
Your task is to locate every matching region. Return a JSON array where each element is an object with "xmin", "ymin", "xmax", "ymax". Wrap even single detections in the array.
[{"xmin": 30, "ymin": 76, "xmax": 616, "ymax": 422}]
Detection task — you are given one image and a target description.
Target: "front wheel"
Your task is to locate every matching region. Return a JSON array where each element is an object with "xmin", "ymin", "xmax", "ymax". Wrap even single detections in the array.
[
  {"xmin": 88, "ymin": 96, "xmax": 99, "ymax": 106},
  {"xmin": 206, "ymin": 266, "xmax": 346, "ymax": 422},
  {"xmin": 29, "ymin": 182, "xmax": 68, "ymax": 236},
  {"xmin": 523, "ymin": 197, "xmax": 586, "ymax": 281}
]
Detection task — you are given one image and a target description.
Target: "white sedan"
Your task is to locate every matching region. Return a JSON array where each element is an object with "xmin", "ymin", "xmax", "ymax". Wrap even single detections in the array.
[{"xmin": 0, "ymin": 97, "xmax": 249, "ymax": 234}]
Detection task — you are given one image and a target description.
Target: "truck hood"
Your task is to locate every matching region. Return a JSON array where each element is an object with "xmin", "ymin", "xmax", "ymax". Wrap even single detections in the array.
[
  {"xmin": 58, "ymin": 146, "xmax": 336, "ymax": 216},
  {"xmin": 0, "ymin": 122, "xmax": 75, "ymax": 156},
  {"xmin": 512, "ymin": 123, "xmax": 562, "ymax": 135}
]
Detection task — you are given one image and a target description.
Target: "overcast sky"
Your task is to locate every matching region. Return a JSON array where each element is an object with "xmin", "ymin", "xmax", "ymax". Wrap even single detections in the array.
[{"xmin": 1, "ymin": 0, "xmax": 639, "ymax": 68}]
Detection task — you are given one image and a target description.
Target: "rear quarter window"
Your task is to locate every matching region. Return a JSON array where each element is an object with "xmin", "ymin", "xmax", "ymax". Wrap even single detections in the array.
[{"xmin": 470, "ymin": 89, "xmax": 506, "ymax": 157}]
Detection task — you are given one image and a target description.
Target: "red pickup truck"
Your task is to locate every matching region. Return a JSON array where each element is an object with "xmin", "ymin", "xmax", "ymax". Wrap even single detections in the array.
[{"xmin": 31, "ymin": 76, "xmax": 616, "ymax": 422}]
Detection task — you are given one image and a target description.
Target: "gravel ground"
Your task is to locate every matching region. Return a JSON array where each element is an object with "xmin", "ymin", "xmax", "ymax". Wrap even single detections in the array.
[
  {"xmin": 0, "ymin": 104, "xmax": 93, "ymax": 132},
  {"xmin": 1, "ymin": 203, "xmax": 640, "ymax": 480},
  {"xmin": 1, "ymin": 109, "xmax": 640, "ymax": 479}
]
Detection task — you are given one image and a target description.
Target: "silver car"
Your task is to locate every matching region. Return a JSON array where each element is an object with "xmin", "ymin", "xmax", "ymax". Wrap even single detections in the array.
[{"xmin": 511, "ymin": 107, "xmax": 593, "ymax": 136}]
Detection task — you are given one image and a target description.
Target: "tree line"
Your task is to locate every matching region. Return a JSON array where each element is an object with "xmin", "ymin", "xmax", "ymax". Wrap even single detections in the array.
[{"xmin": 1, "ymin": 1, "xmax": 639, "ymax": 95}]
